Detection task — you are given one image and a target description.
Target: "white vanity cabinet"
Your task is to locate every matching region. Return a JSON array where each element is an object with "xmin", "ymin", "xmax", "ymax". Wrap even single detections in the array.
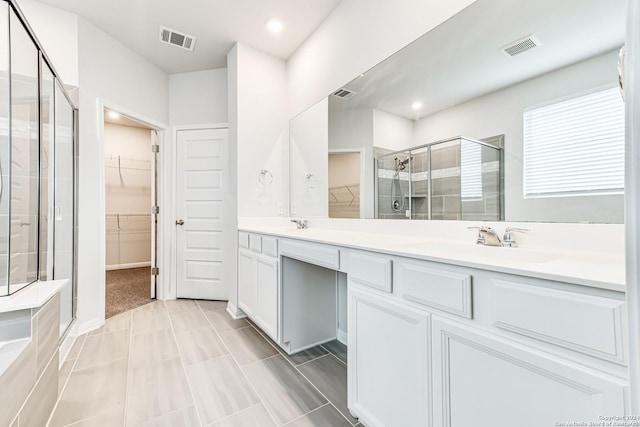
[
  {"xmin": 237, "ymin": 232, "xmax": 279, "ymax": 341},
  {"xmin": 341, "ymin": 249, "xmax": 628, "ymax": 427},
  {"xmin": 432, "ymin": 318, "xmax": 626, "ymax": 427},
  {"xmin": 348, "ymin": 284, "xmax": 431, "ymax": 427}
]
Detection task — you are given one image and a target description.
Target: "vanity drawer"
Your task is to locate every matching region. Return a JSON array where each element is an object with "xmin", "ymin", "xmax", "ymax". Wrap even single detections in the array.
[
  {"xmin": 491, "ymin": 280, "xmax": 626, "ymax": 363},
  {"xmin": 343, "ymin": 250, "xmax": 392, "ymax": 292},
  {"xmin": 396, "ymin": 260, "xmax": 472, "ymax": 318},
  {"xmin": 238, "ymin": 232, "xmax": 249, "ymax": 248},
  {"xmin": 249, "ymin": 235, "xmax": 262, "ymax": 253},
  {"xmin": 262, "ymin": 237, "xmax": 278, "ymax": 258},
  {"xmin": 279, "ymin": 239, "xmax": 339, "ymax": 270}
]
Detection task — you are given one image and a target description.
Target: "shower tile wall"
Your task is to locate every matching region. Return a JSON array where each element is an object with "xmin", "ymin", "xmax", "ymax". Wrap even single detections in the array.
[
  {"xmin": 377, "ymin": 155, "xmax": 407, "ymax": 219},
  {"xmin": 460, "ymin": 144, "xmax": 501, "ymax": 221},
  {"xmin": 431, "ymin": 143, "xmax": 462, "ymax": 220},
  {"xmin": 410, "ymin": 149, "xmax": 429, "ymax": 220}
]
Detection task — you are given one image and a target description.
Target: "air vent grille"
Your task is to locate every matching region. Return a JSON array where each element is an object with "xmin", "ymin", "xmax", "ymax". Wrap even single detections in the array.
[
  {"xmin": 501, "ymin": 34, "xmax": 541, "ymax": 57},
  {"xmin": 332, "ymin": 88, "xmax": 356, "ymax": 99},
  {"xmin": 159, "ymin": 26, "xmax": 196, "ymax": 51}
]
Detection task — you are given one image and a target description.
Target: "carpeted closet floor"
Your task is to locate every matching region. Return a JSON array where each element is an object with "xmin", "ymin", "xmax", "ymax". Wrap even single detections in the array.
[{"xmin": 105, "ymin": 267, "xmax": 153, "ymax": 318}]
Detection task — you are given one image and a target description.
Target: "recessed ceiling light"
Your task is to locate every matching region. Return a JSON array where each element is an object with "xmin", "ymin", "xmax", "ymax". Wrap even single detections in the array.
[
  {"xmin": 411, "ymin": 101, "xmax": 423, "ymax": 111},
  {"xmin": 265, "ymin": 18, "xmax": 284, "ymax": 33},
  {"xmin": 107, "ymin": 111, "xmax": 120, "ymax": 119}
]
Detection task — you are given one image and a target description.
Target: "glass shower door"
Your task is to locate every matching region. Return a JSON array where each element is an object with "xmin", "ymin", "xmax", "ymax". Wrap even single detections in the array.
[
  {"xmin": 9, "ymin": 8, "xmax": 39, "ymax": 293},
  {"xmin": 0, "ymin": 2, "xmax": 8, "ymax": 296}
]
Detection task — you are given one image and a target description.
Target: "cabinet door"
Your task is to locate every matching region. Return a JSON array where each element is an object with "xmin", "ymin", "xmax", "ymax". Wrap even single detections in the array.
[
  {"xmin": 255, "ymin": 256, "xmax": 278, "ymax": 341},
  {"xmin": 348, "ymin": 284, "xmax": 431, "ymax": 427},
  {"xmin": 432, "ymin": 318, "xmax": 626, "ymax": 427},
  {"xmin": 238, "ymin": 249, "xmax": 257, "ymax": 317}
]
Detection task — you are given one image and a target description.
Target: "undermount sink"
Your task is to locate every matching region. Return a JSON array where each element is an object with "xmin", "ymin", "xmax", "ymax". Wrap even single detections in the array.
[{"xmin": 397, "ymin": 240, "xmax": 560, "ymax": 263}]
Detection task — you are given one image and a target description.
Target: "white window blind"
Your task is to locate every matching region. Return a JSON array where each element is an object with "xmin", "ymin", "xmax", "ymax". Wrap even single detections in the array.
[
  {"xmin": 523, "ymin": 87, "xmax": 625, "ymax": 198},
  {"xmin": 461, "ymin": 140, "xmax": 482, "ymax": 200}
]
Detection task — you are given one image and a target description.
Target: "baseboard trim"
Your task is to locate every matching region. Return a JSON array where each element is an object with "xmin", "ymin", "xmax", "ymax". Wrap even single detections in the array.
[
  {"xmin": 76, "ymin": 318, "xmax": 104, "ymax": 336},
  {"xmin": 337, "ymin": 329, "xmax": 348, "ymax": 345},
  {"xmin": 226, "ymin": 302, "xmax": 247, "ymax": 320},
  {"xmin": 106, "ymin": 262, "xmax": 151, "ymax": 271}
]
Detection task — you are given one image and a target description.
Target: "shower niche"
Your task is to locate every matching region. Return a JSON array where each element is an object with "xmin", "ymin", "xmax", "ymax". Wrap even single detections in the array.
[{"xmin": 376, "ymin": 136, "xmax": 504, "ymax": 220}]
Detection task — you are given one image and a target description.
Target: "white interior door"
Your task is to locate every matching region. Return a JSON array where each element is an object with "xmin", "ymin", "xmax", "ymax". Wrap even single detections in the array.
[{"xmin": 176, "ymin": 128, "xmax": 227, "ymax": 299}]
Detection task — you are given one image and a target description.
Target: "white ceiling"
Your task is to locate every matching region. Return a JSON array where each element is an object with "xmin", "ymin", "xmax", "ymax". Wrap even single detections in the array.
[
  {"xmin": 329, "ymin": 0, "xmax": 625, "ymax": 121},
  {"xmin": 36, "ymin": 0, "xmax": 342, "ymax": 74}
]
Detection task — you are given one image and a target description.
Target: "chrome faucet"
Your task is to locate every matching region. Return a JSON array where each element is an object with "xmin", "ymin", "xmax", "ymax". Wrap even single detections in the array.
[
  {"xmin": 468, "ymin": 226, "xmax": 502, "ymax": 247},
  {"xmin": 290, "ymin": 219, "xmax": 308, "ymax": 229},
  {"xmin": 501, "ymin": 227, "xmax": 529, "ymax": 248}
]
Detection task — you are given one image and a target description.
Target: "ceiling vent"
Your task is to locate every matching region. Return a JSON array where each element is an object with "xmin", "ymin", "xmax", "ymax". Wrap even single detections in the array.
[
  {"xmin": 159, "ymin": 26, "xmax": 196, "ymax": 51},
  {"xmin": 332, "ymin": 88, "xmax": 356, "ymax": 100},
  {"xmin": 500, "ymin": 34, "xmax": 541, "ymax": 57}
]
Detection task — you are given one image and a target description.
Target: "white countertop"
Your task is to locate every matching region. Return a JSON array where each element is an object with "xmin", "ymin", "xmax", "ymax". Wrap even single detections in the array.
[{"xmin": 238, "ymin": 225, "xmax": 625, "ymax": 292}]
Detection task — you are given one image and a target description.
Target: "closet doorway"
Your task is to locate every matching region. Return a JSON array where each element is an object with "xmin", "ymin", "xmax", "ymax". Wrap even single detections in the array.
[{"xmin": 104, "ymin": 110, "xmax": 158, "ymax": 318}]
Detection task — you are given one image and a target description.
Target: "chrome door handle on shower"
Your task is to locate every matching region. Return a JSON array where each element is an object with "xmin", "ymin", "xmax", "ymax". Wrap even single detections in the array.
[{"xmin": 176, "ymin": 219, "xmax": 184, "ymax": 226}]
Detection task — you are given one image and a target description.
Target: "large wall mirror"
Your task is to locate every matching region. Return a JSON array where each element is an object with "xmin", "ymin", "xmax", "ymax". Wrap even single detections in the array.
[{"xmin": 289, "ymin": 0, "xmax": 626, "ymax": 223}]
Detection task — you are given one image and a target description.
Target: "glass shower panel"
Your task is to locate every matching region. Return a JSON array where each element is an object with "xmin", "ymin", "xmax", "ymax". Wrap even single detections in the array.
[
  {"xmin": 430, "ymin": 140, "xmax": 462, "ymax": 220},
  {"xmin": 410, "ymin": 147, "xmax": 429, "ymax": 220},
  {"xmin": 461, "ymin": 140, "xmax": 502, "ymax": 221},
  {"xmin": 40, "ymin": 61, "xmax": 54, "ymax": 281},
  {"xmin": 9, "ymin": 10, "xmax": 39, "ymax": 293},
  {"xmin": 0, "ymin": 3, "xmax": 8, "ymax": 296},
  {"xmin": 55, "ymin": 80, "xmax": 74, "ymax": 334},
  {"xmin": 376, "ymin": 151, "xmax": 410, "ymax": 219}
]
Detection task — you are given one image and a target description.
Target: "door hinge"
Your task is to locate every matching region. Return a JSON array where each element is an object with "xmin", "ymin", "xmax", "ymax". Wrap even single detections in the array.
[
  {"xmin": 151, "ymin": 267, "xmax": 159, "ymax": 276},
  {"xmin": 152, "ymin": 144, "xmax": 159, "ymax": 153},
  {"xmin": 152, "ymin": 205, "xmax": 159, "ymax": 214}
]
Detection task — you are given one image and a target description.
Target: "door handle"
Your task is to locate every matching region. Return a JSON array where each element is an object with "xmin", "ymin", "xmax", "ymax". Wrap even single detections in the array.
[{"xmin": 176, "ymin": 219, "xmax": 184, "ymax": 226}]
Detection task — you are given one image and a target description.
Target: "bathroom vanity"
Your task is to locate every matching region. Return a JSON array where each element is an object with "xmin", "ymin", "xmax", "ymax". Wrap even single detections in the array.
[{"xmin": 237, "ymin": 224, "xmax": 627, "ymax": 427}]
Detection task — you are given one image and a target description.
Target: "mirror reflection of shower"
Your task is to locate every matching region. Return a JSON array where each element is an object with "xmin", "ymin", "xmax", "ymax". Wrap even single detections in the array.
[{"xmin": 391, "ymin": 156, "xmax": 411, "ymax": 212}]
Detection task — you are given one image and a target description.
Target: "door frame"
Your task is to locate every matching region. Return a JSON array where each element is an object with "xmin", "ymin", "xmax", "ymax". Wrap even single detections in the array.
[
  {"xmin": 169, "ymin": 124, "xmax": 228, "ymax": 301},
  {"xmin": 97, "ymin": 99, "xmax": 168, "ymax": 319},
  {"xmin": 328, "ymin": 148, "xmax": 366, "ymax": 219}
]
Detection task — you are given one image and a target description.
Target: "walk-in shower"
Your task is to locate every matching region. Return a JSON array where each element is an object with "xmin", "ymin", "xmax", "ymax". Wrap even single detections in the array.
[
  {"xmin": 0, "ymin": 0, "xmax": 77, "ymax": 334},
  {"xmin": 376, "ymin": 136, "xmax": 504, "ymax": 220}
]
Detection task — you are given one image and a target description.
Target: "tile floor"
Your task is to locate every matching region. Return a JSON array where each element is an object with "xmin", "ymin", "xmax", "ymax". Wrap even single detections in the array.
[{"xmin": 50, "ymin": 299, "xmax": 361, "ymax": 427}]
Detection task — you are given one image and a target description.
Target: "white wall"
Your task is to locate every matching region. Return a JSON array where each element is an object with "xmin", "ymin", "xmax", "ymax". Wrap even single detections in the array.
[
  {"xmin": 413, "ymin": 49, "xmax": 622, "ymax": 223},
  {"xmin": 16, "ymin": 0, "xmax": 78, "ymax": 87},
  {"xmin": 169, "ymin": 69, "xmax": 228, "ymax": 126},
  {"xmin": 286, "ymin": 0, "xmax": 476, "ymax": 117},
  {"xmin": 226, "ymin": 45, "xmax": 239, "ymax": 314},
  {"xmin": 77, "ymin": 18, "xmax": 169, "ymax": 330},
  {"xmin": 234, "ymin": 43, "xmax": 287, "ymax": 218},
  {"xmin": 104, "ymin": 123, "xmax": 152, "ymax": 270},
  {"xmin": 372, "ymin": 109, "xmax": 414, "ymax": 152}
]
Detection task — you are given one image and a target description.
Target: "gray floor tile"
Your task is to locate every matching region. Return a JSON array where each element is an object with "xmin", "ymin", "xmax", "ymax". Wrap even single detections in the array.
[
  {"xmin": 176, "ymin": 327, "xmax": 228, "ymax": 366},
  {"xmin": 132, "ymin": 307, "xmax": 171, "ymax": 335},
  {"xmin": 134, "ymin": 301, "xmax": 166, "ymax": 312},
  {"xmin": 242, "ymin": 355, "xmax": 327, "ymax": 425},
  {"xmin": 169, "ymin": 309, "xmax": 211, "ymax": 333},
  {"xmin": 126, "ymin": 357, "xmax": 194, "ymax": 426},
  {"xmin": 165, "ymin": 299, "xmax": 199, "ymax": 312},
  {"xmin": 210, "ymin": 403, "xmax": 276, "ymax": 427},
  {"xmin": 322, "ymin": 340, "xmax": 347, "ymax": 365},
  {"xmin": 221, "ymin": 327, "xmax": 278, "ymax": 365},
  {"xmin": 203, "ymin": 308, "xmax": 249, "ymax": 332},
  {"xmin": 74, "ymin": 329, "xmax": 130, "ymax": 371},
  {"xmin": 282, "ymin": 345, "xmax": 328, "ymax": 367},
  {"xmin": 186, "ymin": 354, "xmax": 260, "ymax": 424},
  {"xmin": 130, "ymin": 328, "xmax": 180, "ymax": 368},
  {"xmin": 138, "ymin": 405, "xmax": 200, "ymax": 427},
  {"xmin": 65, "ymin": 406, "xmax": 125, "ymax": 427},
  {"xmin": 285, "ymin": 404, "xmax": 353, "ymax": 427},
  {"xmin": 197, "ymin": 300, "xmax": 228, "ymax": 311},
  {"xmin": 90, "ymin": 311, "xmax": 132, "ymax": 335},
  {"xmin": 64, "ymin": 334, "xmax": 87, "ymax": 361},
  {"xmin": 49, "ymin": 358, "xmax": 128, "ymax": 426},
  {"xmin": 298, "ymin": 355, "xmax": 356, "ymax": 423}
]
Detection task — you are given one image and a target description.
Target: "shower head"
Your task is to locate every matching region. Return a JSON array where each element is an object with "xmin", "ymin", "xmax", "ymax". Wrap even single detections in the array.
[{"xmin": 395, "ymin": 156, "xmax": 411, "ymax": 171}]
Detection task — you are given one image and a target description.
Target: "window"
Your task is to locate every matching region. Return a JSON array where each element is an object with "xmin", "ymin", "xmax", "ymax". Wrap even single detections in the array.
[{"xmin": 523, "ymin": 87, "xmax": 625, "ymax": 198}]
